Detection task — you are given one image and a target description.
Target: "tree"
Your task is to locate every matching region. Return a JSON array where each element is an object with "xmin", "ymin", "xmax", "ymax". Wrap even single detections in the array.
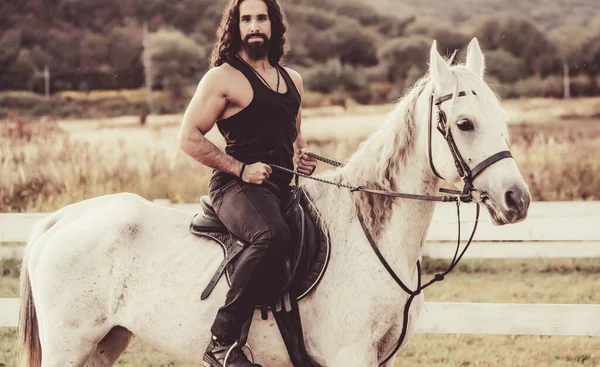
[
  {"xmin": 109, "ymin": 20, "xmax": 143, "ymax": 68},
  {"xmin": 303, "ymin": 58, "xmax": 367, "ymax": 94},
  {"xmin": 45, "ymin": 28, "xmax": 83, "ymax": 69},
  {"xmin": 80, "ymin": 33, "xmax": 110, "ymax": 69},
  {"xmin": 405, "ymin": 21, "xmax": 469, "ymax": 59},
  {"xmin": 2, "ymin": 49, "xmax": 36, "ymax": 90},
  {"xmin": 377, "ymin": 35, "xmax": 430, "ymax": 83},
  {"xmin": 0, "ymin": 29, "xmax": 22, "ymax": 71},
  {"xmin": 336, "ymin": 2, "xmax": 381, "ymax": 26},
  {"xmin": 484, "ymin": 48, "xmax": 528, "ymax": 83},
  {"xmin": 326, "ymin": 19, "xmax": 379, "ymax": 66},
  {"xmin": 475, "ymin": 14, "xmax": 558, "ymax": 76},
  {"xmin": 377, "ymin": 15, "xmax": 415, "ymax": 38},
  {"xmin": 549, "ymin": 27, "xmax": 587, "ymax": 72},
  {"xmin": 581, "ymin": 29, "xmax": 600, "ymax": 93},
  {"xmin": 286, "ymin": 5, "xmax": 336, "ymax": 31},
  {"xmin": 142, "ymin": 29, "xmax": 206, "ymax": 99}
]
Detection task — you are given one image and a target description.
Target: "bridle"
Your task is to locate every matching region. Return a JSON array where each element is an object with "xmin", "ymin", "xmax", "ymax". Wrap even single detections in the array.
[
  {"xmin": 427, "ymin": 90, "xmax": 513, "ymax": 200},
  {"xmin": 269, "ymin": 87, "xmax": 514, "ymax": 366}
]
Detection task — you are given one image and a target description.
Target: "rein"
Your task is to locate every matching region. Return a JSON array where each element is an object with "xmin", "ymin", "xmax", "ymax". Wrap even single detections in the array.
[
  {"xmin": 268, "ymin": 89, "xmax": 513, "ymax": 365},
  {"xmin": 274, "ymin": 153, "xmax": 480, "ymax": 365}
]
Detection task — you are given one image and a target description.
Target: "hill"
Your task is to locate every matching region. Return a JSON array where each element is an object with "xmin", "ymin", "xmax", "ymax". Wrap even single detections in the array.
[
  {"xmin": 0, "ymin": 0, "xmax": 599, "ymax": 118},
  {"xmin": 370, "ymin": 0, "xmax": 600, "ymax": 32}
]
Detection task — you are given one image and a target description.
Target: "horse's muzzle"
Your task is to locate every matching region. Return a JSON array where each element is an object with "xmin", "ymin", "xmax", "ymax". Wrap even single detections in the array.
[{"xmin": 501, "ymin": 183, "xmax": 530, "ymax": 224}]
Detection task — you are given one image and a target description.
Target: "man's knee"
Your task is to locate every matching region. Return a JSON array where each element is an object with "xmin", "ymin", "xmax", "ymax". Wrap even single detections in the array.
[{"xmin": 252, "ymin": 222, "xmax": 291, "ymax": 255}]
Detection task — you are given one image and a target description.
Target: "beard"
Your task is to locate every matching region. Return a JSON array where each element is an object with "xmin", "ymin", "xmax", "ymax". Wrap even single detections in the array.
[{"xmin": 242, "ymin": 33, "xmax": 270, "ymax": 61}]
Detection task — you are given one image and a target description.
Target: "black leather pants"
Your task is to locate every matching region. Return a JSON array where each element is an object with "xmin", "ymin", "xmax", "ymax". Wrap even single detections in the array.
[{"xmin": 208, "ymin": 174, "xmax": 291, "ymax": 344}]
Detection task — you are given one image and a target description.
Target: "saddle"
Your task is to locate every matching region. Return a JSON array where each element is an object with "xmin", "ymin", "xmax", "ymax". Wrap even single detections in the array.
[{"xmin": 190, "ymin": 186, "xmax": 330, "ymax": 367}]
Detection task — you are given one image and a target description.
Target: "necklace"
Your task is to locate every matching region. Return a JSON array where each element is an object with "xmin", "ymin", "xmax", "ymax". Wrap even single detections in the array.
[{"xmin": 236, "ymin": 55, "xmax": 281, "ymax": 93}]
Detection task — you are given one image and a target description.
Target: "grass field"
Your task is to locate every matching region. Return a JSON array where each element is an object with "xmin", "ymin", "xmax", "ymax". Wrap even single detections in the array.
[
  {"xmin": 1, "ymin": 97, "xmax": 599, "ymax": 366},
  {"xmin": 1, "ymin": 97, "xmax": 600, "ymax": 213},
  {"xmin": 0, "ymin": 259, "xmax": 599, "ymax": 366}
]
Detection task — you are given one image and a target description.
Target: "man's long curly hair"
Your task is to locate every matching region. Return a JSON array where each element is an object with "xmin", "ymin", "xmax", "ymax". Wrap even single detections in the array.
[{"xmin": 209, "ymin": 0, "xmax": 289, "ymax": 68}]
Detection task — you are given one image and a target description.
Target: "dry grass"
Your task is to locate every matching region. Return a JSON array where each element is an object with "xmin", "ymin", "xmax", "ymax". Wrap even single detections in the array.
[
  {"xmin": 1, "ymin": 98, "xmax": 599, "ymax": 212},
  {"xmin": 0, "ymin": 259, "xmax": 599, "ymax": 366},
  {"xmin": 0, "ymin": 96, "xmax": 599, "ymax": 364}
]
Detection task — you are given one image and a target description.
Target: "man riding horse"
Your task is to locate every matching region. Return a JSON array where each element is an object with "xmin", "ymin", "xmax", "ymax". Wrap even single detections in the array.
[{"xmin": 178, "ymin": 0, "xmax": 317, "ymax": 366}]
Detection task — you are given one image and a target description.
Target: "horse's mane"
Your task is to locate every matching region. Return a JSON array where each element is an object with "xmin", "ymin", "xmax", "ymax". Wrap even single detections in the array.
[
  {"xmin": 305, "ymin": 63, "xmax": 505, "ymax": 240},
  {"xmin": 341, "ymin": 75, "xmax": 430, "ymax": 240}
]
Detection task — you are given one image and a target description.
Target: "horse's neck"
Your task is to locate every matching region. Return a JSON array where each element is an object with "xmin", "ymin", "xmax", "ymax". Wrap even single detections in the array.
[
  {"xmin": 305, "ymin": 94, "xmax": 439, "ymax": 276},
  {"xmin": 350, "ymin": 139, "xmax": 437, "ymax": 268}
]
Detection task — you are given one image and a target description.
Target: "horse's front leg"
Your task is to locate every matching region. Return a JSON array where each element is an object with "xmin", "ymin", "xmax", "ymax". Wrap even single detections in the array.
[{"xmin": 325, "ymin": 342, "xmax": 378, "ymax": 367}]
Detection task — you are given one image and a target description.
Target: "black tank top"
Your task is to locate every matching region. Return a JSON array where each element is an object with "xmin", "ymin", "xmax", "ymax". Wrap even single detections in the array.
[{"xmin": 213, "ymin": 55, "xmax": 301, "ymax": 188}]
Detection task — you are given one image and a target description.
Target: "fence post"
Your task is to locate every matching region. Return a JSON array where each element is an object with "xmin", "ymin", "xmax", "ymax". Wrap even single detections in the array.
[
  {"xmin": 44, "ymin": 65, "xmax": 50, "ymax": 99},
  {"xmin": 563, "ymin": 62, "xmax": 570, "ymax": 99}
]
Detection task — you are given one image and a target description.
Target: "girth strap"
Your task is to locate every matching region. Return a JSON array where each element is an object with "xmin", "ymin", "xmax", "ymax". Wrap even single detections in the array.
[{"xmin": 201, "ymin": 240, "xmax": 246, "ymax": 300}]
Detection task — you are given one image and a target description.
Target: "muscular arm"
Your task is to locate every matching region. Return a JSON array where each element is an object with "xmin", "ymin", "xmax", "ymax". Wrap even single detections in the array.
[
  {"xmin": 287, "ymin": 68, "xmax": 317, "ymax": 175},
  {"xmin": 178, "ymin": 68, "xmax": 244, "ymax": 177},
  {"xmin": 289, "ymin": 69, "xmax": 307, "ymax": 152}
]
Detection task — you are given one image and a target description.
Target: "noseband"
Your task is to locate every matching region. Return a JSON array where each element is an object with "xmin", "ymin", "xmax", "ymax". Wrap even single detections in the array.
[{"xmin": 428, "ymin": 90, "xmax": 513, "ymax": 198}]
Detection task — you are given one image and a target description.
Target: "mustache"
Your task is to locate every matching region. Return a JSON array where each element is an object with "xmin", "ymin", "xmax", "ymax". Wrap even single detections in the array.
[{"xmin": 244, "ymin": 33, "xmax": 268, "ymax": 42}]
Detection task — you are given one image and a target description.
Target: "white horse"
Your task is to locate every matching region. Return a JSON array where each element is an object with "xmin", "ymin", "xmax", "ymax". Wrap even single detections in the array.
[{"xmin": 18, "ymin": 38, "xmax": 530, "ymax": 367}]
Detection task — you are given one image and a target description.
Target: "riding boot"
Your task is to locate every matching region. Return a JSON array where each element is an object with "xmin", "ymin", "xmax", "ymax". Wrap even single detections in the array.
[{"xmin": 203, "ymin": 336, "xmax": 262, "ymax": 367}]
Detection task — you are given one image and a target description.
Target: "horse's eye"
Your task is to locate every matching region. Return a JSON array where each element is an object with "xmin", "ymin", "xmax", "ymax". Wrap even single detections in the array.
[{"xmin": 457, "ymin": 118, "xmax": 474, "ymax": 132}]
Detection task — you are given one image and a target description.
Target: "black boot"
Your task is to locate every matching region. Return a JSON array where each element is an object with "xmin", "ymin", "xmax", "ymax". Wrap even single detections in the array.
[{"xmin": 203, "ymin": 336, "xmax": 262, "ymax": 367}]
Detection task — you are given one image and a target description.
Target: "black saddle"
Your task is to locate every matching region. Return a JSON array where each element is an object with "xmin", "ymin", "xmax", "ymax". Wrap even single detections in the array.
[{"xmin": 190, "ymin": 186, "xmax": 330, "ymax": 367}]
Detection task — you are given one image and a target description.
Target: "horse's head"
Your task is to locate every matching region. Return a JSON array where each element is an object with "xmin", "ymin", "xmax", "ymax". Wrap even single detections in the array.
[{"xmin": 426, "ymin": 38, "xmax": 530, "ymax": 224}]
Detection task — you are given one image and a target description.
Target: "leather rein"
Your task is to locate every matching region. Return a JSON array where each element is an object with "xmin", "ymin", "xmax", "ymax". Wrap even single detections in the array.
[{"xmin": 271, "ymin": 89, "xmax": 514, "ymax": 366}]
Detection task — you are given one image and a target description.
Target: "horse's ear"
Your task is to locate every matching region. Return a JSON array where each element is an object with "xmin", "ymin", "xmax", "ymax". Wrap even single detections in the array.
[
  {"xmin": 429, "ymin": 40, "xmax": 452, "ymax": 92},
  {"xmin": 466, "ymin": 37, "xmax": 485, "ymax": 79}
]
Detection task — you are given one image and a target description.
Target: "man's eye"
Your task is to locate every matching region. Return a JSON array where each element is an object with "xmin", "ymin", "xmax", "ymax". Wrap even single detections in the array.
[{"xmin": 457, "ymin": 119, "xmax": 474, "ymax": 131}]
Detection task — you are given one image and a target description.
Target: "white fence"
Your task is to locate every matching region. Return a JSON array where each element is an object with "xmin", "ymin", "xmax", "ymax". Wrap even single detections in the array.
[
  {"xmin": 2, "ymin": 201, "xmax": 600, "ymax": 260},
  {"xmin": 2, "ymin": 200, "xmax": 600, "ymax": 336}
]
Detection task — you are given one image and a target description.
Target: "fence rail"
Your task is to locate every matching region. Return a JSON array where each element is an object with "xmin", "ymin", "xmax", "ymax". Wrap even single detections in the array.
[
  {"xmin": 1, "ymin": 298, "xmax": 599, "ymax": 336},
  {"xmin": 2, "ymin": 201, "xmax": 599, "ymax": 260},
  {"xmin": 2, "ymin": 201, "xmax": 600, "ymax": 337}
]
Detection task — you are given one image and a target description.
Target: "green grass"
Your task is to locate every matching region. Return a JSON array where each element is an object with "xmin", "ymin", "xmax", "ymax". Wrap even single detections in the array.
[{"xmin": 1, "ymin": 259, "xmax": 599, "ymax": 366}]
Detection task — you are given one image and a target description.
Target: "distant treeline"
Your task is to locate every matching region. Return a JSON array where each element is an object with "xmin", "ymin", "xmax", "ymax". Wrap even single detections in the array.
[{"xmin": 1, "ymin": 0, "xmax": 600, "ymax": 104}]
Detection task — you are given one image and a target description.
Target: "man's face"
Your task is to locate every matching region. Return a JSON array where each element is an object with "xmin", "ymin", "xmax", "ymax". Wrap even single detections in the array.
[{"xmin": 239, "ymin": 0, "xmax": 272, "ymax": 60}]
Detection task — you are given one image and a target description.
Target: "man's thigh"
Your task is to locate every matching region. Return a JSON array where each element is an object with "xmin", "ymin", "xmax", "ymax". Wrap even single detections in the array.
[{"xmin": 214, "ymin": 179, "xmax": 286, "ymax": 244}]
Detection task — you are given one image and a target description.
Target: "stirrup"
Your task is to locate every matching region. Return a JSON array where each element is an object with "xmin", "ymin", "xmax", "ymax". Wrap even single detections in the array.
[
  {"xmin": 222, "ymin": 342, "xmax": 255, "ymax": 366},
  {"xmin": 223, "ymin": 341, "xmax": 239, "ymax": 367},
  {"xmin": 242, "ymin": 344, "xmax": 255, "ymax": 363}
]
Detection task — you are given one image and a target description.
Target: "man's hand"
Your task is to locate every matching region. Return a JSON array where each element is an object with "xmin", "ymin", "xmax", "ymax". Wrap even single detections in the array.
[
  {"xmin": 241, "ymin": 162, "xmax": 273, "ymax": 184},
  {"xmin": 296, "ymin": 148, "xmax": 317, "ymax": 176}
]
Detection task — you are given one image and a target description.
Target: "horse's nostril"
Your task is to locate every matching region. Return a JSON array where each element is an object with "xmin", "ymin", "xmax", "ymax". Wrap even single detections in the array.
[{"xmin": 505, "ymin": 190, "xmax": 517, "ymax": 211}]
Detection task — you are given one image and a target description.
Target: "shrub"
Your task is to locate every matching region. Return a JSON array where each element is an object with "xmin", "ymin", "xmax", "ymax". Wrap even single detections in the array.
[
  {"xmin": 509, "ymin": 75, "xmax": 563, "ymax": 98},
  {"xmin": 569, "ymin": 74, "xmax": 595, "ymax": 97},
  {"xmin": 369, "ymin": 82, "xmax": 394, "ymax": 104},
  {"xmin": 57, "ymin": 104, "xmax": 82, "ymax": 118},
  {"xmin": 304, "ymin": 60, "xmax": 368, "ymax": 94},
  {"xmin": 302, "ymin": 91, "xmax": 330, "ymax": 108},
  {"xmin": 0, "ymin": 91, "xmax": 46, "ymax": 109},
  {"xmin": 30, "ymin": 102, "xmax": 56, "ymax": 117}
]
